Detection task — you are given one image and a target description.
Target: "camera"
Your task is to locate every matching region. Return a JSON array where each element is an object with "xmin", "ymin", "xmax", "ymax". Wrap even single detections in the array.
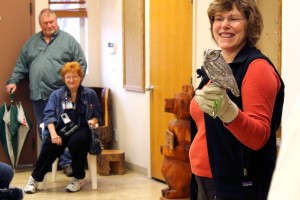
[
  {"xmin": 61, "ymin": 113, "xmax": 71, "ymax": 124},
  {"xmin": 59, "ymin": 114, "xmax": 79, "ymax": 137}
]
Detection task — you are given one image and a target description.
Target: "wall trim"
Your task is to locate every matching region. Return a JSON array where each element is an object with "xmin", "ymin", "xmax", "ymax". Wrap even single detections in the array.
[{"xmin": 125, "ymin": 161, "xmax": 148, "ymax": 176}]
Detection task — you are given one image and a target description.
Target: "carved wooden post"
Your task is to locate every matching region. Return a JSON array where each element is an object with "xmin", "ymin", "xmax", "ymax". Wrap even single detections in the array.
[{"xmin": 160, "ymin": 85, "xmax": 194, "ymax": 200}]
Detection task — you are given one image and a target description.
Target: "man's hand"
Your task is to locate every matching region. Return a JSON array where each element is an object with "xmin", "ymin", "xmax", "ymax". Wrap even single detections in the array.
[
  {"xmin": 195, "ymin": 84, "xmax": 239, "ymax": 123},
  {"xmin": 6, "ymin": 84, "xmax": 17, "ymax": 94}
]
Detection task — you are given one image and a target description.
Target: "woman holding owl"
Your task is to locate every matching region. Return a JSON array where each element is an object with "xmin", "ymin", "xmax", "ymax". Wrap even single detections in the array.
[{"xmin": 189, "ymin": 0, "xmax": 284, "ymax": 200}]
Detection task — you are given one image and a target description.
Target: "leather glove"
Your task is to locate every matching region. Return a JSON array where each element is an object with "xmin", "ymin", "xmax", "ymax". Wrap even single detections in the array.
[{"xmin": 195, "ymin": 84, "xmax": 238, "ymax": 123}]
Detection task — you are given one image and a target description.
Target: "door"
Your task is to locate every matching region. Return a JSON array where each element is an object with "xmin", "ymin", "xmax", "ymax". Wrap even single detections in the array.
[
  {"xmin": 0, "ymin": 0, "xmax": 36, "ymax": 166},
  {"xmin": 150, "ymin": 0, "xmax": 193, "ymax": 180},
  {"xmin": 257, "ymin": 0, "xmax": 282, "ymax": 138}
]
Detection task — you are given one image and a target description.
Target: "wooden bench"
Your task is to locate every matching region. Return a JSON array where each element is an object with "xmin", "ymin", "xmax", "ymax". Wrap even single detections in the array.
[
  {"xmin": 91, "ymin": 88, "xmax": 126, "ymax": 176},
  {"xmin": 98, "ymin": 149, "xmax": 125, "ymax": 175}
]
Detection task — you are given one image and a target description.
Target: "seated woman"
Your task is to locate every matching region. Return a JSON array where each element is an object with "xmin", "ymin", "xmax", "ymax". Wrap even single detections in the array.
[{"xmin": 24, "ymin": 61, "xmax": 102, "ymax": 194}]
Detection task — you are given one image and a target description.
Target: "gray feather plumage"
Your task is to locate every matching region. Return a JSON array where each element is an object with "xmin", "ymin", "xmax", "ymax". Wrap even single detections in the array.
[{"xmin": 202, "ymin": 49, "xmax": 240, "ymax": 97}]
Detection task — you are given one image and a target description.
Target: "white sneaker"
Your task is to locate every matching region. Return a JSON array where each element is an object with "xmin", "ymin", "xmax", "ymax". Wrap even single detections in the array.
[
  {"xmin": 24, "ymin": 176, "xmax": 38, "ymax": 194},
  {"xmin": 65, "ymin": 178, "xmax": 84, "ymax": 192}
]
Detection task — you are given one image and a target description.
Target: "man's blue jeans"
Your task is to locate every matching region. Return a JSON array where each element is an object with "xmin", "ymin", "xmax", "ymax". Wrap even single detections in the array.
[
  {"xmin": 59, "ymin": 148, "xmax": 72, "ymax": 168},
  {"xmin": 31, "ymin": 100, "xmax": 48, "ymax": 139},
  {"xmin": 32, "ymin": 100, "xmax": 72, "ymax": 168}
]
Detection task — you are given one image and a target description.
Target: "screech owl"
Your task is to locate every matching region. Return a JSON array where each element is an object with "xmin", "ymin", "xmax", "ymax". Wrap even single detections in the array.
[{"xmin": 202, "ymin": 49, "xmax": 240, "ymax": 97}]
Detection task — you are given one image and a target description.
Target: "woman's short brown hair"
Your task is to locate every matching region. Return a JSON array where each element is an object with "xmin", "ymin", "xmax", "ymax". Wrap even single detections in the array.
[
  {"xmin": 207, "ymin": 0, "xmax": 263, "ymax": 46},
  {"xmin": 61, "ymin": 61, "xmax": 83, "ymax": 80}
]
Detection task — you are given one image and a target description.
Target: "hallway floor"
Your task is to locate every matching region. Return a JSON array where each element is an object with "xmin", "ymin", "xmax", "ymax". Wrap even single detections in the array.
[{"xmin": 11, "ymin": 168, "xmax": 167, "ymax": 200}]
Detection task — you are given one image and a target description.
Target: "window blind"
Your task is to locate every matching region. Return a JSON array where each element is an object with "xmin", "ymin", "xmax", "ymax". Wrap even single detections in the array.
[{"xmin": 49, "ymin": 0, "xmax": 87, "ymax": 18}]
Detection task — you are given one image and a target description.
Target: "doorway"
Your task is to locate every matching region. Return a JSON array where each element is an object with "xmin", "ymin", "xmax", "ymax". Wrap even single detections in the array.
[{"xmin": 0, "ymin": 0, "xmax": 37, "ymax": 166}]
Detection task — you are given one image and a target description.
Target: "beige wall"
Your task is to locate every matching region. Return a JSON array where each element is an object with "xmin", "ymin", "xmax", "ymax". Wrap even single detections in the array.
[
  {"xmin": 281, "ymin": 0, "xmax": 300, "ymax": 141},
  {"xmin": 192, "ymin": 1, "xmax": 218, "ymax": 88}
]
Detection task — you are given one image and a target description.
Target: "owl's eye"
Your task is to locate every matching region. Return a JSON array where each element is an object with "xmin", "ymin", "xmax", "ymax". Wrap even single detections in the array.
[{"xmin": 211, "ymin": 52, "xmax": 216, "ymax": 57}]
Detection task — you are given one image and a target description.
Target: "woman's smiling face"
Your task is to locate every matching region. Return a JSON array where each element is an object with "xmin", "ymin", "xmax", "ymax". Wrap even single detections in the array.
[
  {"xmin": 212, "ymin": 4, "xmax": 247, "ymax": 54},
  {"xmin": 64, "ymin": 71, "xmax": 81, "ymax": 91}
]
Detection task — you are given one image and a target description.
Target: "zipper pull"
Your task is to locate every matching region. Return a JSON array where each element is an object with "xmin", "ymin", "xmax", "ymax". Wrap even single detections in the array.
[{"xmin": 243, "ymin": 168, "xmax": 247, "ymax": 177}]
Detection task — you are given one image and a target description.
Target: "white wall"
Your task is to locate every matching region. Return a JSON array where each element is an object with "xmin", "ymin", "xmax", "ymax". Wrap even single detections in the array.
[
  {"xmin": 92, "ymin": 0, "xmax": 151, "ymax": 176},
  {"xmin": 34, "ymin": 1, "xmax": 48, "ymax": 33},
  {"xmin": 82, "ymin": 0, "xmax": 101, "ymax": 87},
  {"xmin": 281, "ymin": 0, "xmax": 300, "ymax": 141},
  {"xmin": 192, "ymin": 1, "xmax": 218, "ymax": 88}
]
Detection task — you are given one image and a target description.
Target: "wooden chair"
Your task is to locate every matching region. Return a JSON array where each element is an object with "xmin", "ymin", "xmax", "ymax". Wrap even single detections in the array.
[
  {"xmin": 42, "ymin": 87, "xmax": 113, "ymax": 190},
  {"xmin": 91, "ymin": 87, "xmax": 113, "ymax": 149}
]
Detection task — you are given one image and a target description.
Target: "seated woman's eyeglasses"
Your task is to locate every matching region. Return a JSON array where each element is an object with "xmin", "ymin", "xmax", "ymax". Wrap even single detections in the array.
[{"xmin": 65, "ymin": 76, "xmax": 79, "ymax": 80}]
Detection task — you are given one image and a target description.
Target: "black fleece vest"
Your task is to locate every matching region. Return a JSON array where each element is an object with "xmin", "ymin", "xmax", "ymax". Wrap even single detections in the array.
[{"xmin": 194, "ymin": 45, "xmax": 284, "ymax": 200}]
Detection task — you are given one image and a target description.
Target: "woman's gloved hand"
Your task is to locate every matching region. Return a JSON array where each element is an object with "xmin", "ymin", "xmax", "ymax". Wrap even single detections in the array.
[{"xmin": 195, "ymin": 84, "xmax": 238, "ymax": 123}]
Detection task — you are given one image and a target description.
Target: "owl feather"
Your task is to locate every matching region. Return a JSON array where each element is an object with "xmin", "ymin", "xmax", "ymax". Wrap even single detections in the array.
[{"xmin": 202, "ymin": 49, "xmax": 240, "ymax": 97}]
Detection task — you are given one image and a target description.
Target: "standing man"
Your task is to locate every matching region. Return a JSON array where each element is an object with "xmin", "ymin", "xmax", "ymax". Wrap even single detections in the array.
[{"xmin": 6, "ymin": 8, "xmax": 87, "ymax": 176}]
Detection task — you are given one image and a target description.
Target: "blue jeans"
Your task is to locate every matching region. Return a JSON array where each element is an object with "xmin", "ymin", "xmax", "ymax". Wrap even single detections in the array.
[
  {"xmin": 32, "ymin": 100, "xmax": 72, "ymax": 168},
  {"xmin": 59, "ymin": 148, "xmax": 72, "ymax": 168},
  {"xmin": 32, "ymin": 100, "xmax": 48, "ymax": 139},
  {"xmin": 0, "ymin": 162, "xmax": 14, "ymax": 188}
]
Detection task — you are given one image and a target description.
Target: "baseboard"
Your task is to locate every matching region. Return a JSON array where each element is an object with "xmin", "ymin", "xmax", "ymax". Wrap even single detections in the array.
[{"xmin": 125, "ymin": 161, "xmax": 147, "ymax": 176}]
